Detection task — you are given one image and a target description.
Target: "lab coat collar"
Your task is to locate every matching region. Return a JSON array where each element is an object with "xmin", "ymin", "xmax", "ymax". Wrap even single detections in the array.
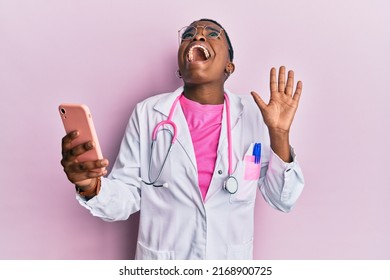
[
  {"xmin": 153, "ymin": 87, "xmax": 244, "ymax": 121},
  {"xmin": 224, "ymin": 89, "xmax": 244, "ymax": 125},
  {"xmin": 153, "ymin": 87, "xmax": 184, "ymax": 117}
]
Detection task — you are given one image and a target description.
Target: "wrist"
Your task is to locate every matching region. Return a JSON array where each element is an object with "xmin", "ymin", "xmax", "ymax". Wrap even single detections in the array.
[
  {"xmin": 268, "ymin": 127, "xmax": 290, "ymax": 138},
  {"xmin": 269, "ymin": 129, "xmax": 292, "ymax": 163},
  {"xmin": 75, "ymin": 177, "xmax": 101, "ymax": 199}
]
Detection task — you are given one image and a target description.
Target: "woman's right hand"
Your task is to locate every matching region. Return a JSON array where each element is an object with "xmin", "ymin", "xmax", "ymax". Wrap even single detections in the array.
[{"xmin": 61, "ymin": 131, "xmax": 109, "ymax": 189}]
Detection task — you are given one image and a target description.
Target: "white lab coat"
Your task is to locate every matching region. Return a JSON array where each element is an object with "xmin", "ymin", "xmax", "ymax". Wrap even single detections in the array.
[{"xmin": 78, "ymin": 87, "xmax": 304, "ymax": 260}]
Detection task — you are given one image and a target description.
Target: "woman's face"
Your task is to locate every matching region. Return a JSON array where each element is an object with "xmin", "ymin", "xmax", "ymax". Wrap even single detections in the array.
[{"xmin": 177, "ymin": 20, "xmax": 233, "ymax": 86}]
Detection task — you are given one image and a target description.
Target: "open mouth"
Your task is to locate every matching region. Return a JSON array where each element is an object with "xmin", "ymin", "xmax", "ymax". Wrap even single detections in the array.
[{"xmin": 187, "ymin": 45, "xmax": 210, "ymax": 62}]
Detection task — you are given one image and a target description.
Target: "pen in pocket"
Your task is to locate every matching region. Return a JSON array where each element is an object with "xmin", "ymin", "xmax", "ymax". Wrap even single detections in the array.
[{"xmin": 252, "ymin": 143, "xmax": 261, "ymax": 164}]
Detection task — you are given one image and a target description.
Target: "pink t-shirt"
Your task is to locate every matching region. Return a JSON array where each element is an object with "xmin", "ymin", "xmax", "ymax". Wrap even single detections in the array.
[{"xmin": 180, "ymin": 95, "xmax": 224, "ymax": 201}]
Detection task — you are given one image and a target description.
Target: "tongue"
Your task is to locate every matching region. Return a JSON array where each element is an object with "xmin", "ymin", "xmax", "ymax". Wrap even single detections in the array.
[{"xmin": 192, "ymin": 48, "xmax": 207, "ymax": 61}]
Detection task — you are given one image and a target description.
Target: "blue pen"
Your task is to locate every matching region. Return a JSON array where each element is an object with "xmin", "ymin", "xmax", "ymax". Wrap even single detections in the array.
[{"xmin": 252, "ymin": 143, "xmax": 261, "ymax": 164}]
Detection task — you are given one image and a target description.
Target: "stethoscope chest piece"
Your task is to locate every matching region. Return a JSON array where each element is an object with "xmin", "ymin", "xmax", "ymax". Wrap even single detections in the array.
[{"xmin": 224, "ymin": 176, "xmax": 238, "ymax": 194}]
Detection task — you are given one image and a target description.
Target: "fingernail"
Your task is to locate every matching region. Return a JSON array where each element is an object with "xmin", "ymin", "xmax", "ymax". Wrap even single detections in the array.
[{"xmin": 86, "ymin": 141, "xmax": 94, "ymax": 149}]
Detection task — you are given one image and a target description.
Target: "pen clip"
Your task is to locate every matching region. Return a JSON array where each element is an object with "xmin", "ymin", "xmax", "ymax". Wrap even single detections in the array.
[{"xmin": 252, "ymin": 143, "xmax": 257, "ymax": 157}]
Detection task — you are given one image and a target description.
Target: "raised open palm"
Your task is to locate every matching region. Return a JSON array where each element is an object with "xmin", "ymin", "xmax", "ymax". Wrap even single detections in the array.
[{"xmin": 251, "ymin": 66, "xmax": 302, "ymax": 133}]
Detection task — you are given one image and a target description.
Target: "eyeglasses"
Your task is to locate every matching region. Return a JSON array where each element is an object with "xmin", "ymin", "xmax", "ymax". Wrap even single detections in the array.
[{"xmin": 178, "ymin": 25, "xmax": 224, "ymax": 43}]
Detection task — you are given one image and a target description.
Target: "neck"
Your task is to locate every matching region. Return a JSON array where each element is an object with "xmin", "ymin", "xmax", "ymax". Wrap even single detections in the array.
[{"xmin": 183, "ymin": 83, "xmax": 225, "ymax": 105}]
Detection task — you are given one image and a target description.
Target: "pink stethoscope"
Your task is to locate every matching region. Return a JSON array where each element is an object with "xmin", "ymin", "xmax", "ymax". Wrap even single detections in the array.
[{"xmin": 140, "ymin": 93, "xmax": 238, "ymax": 194}]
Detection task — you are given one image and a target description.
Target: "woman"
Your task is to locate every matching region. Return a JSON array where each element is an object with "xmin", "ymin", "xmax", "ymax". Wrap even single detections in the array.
[{"xmin": 61, "ymin": 18, "xmax": 304, "ymax": 259}]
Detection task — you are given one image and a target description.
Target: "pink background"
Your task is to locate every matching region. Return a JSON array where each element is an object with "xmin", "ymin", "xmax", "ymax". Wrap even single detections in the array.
[{"xmin": 1, "ymin": 0, "xmax": 389, "ymax": 259}]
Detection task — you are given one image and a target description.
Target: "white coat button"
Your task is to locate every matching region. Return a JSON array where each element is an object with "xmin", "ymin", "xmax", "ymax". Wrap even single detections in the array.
[{"xmin": 218, "ymin": 170, "xmax": 223, "ymax": 175}]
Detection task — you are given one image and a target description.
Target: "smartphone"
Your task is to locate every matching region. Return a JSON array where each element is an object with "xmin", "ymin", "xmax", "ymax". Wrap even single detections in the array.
[{"xmin": 58, "ymin": 104, "xmax": 103, "ymax": 164}]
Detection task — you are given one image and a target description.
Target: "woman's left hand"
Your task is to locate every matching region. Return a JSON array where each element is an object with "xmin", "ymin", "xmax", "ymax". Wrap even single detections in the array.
[{"xmin": 251, "ymin": 66, "xmax": 302, "ymax": 134}]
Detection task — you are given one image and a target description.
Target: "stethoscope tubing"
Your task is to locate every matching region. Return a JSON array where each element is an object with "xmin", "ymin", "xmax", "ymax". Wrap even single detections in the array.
[
  {"xmin": 145, "ymin": 129, "xmax": 174, "ymax": 187},
  {"xmin": 225, "ymin": 93, "xmax": 233, "ymax": 176}
]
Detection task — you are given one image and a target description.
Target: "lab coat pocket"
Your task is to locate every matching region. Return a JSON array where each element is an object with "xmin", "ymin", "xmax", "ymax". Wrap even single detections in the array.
[
  {"xmin": 136, "ymin": 241, "xmax": 175, "ymax": 260},
  {"xmin": 229, "ymin": 143, "xmax": 260, "ymax": 203},
  {"xmin": 229, "ymin": 162, "xmax": 257, "ymax": 203},
  {"xmin": 244, "ymin": 155, "xmax": 261, "ymax": 180}
]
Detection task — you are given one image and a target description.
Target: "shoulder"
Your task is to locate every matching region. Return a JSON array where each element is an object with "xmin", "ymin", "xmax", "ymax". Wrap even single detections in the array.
[
  {"xmin": 134, "ymin": 87, "xmax": 183, "ymax": 112},
  {"xmin": 136, "ymin": 92, "xmax": 172, "ymax": 109},
  {"xmin": 225, "ymin": 90, "xmax": 260, "ymax": 113}
]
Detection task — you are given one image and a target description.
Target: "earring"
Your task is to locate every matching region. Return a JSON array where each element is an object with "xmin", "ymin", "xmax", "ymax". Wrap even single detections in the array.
[
  {"xmin": 176, "ymin": 70, "xmax": 182, "ymax": 79},
  {"xmin": 225, "ymin": 63, "xmax": 233, "ymax": 77}
]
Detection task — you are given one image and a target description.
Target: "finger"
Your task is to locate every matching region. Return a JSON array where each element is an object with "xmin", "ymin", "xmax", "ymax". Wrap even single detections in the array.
[
  {"xmin": 269, "ymin": 67, "xmax": 277, "ymax": 93},
  {"xmin": 67, "ymin": 169, "xmax": 108, "ymax": 184},
  {"xmin": 293, "ymin": 81, "xmax": 303, "ymax": 103},
  {"xmin": 63, "ymin": 141, "xmax": 96, "ymax": 162},
  {"xmin": 61, "ymin": 130, "xmax": 79, "ymax": 154},
  {"xmin": 251, "ymin": 91, "xmax": 267, "ymax": 111},
  {"xmin": 64, "ymin": 159, "xmax": 109, "ymax": 173},
  {"xmin": 285, "ymin": 70, "xmax": 294, "ymax": 96},
  {"xmin": 278, "ymin": 66, "xmax": 286, "ymax": 93}
]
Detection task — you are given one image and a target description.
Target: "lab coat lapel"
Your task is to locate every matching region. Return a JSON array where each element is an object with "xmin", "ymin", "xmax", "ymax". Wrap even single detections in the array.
[
  {"xmin": 221, "ymin": 90, "xmax": 244, "ymax": 142},
  {"xmin": 153, "ymin": 87, "xmax": 198, "ymax": 175},
  {"xmin": 205, "ymin": 91, "xmax": 244, "ymax": 201},
  {"xmin": 153, "ymin": 87, "xmax": 203, "ymax": 208}
]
